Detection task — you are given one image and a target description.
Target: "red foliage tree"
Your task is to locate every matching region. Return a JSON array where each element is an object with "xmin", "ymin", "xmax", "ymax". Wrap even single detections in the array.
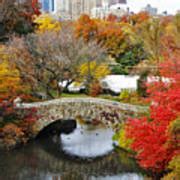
[
  {"xmin": 125, "ymin": 54, "xmax": 180, "ymax": 173},
  {"xmin": 31, "ymin": 0, "xmax": 41, "ymax": 16},
  {"xmin": 22, "ymin": 0, "xmax": 41, "ymax": 20}
]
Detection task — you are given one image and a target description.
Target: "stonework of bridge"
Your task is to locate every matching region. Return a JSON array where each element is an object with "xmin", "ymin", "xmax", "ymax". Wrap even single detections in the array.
[{"xmin": 20, "ymin": 98, "xmax": 147, "ymax": 135}]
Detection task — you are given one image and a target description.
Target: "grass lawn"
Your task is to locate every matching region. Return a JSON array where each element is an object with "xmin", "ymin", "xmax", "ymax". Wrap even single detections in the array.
[
  {"xmin": 30, "ymin": 89, "xmax": 149, "ymax": 106},
  {"xmin": 61, "ymin": 93, "xmax": 89, "ymax": 98}
]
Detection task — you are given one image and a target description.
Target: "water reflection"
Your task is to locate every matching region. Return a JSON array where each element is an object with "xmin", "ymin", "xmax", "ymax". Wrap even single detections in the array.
[
  {"xmin": 0, "ymin": 124, "xmax": 147, "ymax": 180},
  {"xmin": 90, "ymin": 173, "xmax": 144, "ymax": 180},
  {"xmin": 61, "ymin": 124, "xmax": 114, "ymax": 158}
]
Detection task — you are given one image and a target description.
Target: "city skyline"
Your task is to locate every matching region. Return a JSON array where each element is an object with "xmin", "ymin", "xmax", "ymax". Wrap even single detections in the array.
[
  {"xmin": 40, "ymin": 0, "xmax": 179, "ymax": 18},
  {"xmin": 40, "ymin": 0, "xmax": 128, "ymax": 19},
  {"xmin": 127, "ymin": 0, "xmax": 179, "ymax": 14}
]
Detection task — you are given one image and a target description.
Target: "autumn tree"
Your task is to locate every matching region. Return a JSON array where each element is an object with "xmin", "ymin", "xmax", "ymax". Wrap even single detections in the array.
[
  {"xmin": 0, "ymin": 45, "xmax": 27, "ymax": 100},
  {"xmin": 134, "ymin": 14, "xmax": 180, "ymax": 74},
  {"xmin": 75, "ymin": 14, "xmax": 98, "ymax": 41},
  {"xmin": 0, "ymin": 61, "xmax": 22, "ymax": 99},
  {"xmin": 137, "ymin": 18, "xmax": 164, "ymax": 64},
  {"xmin": 162, "ymin": 13, "xmax": 180, "ymax": 58},
  {"xmin": 122, "ymin": 53, "xmax": 180, "ymax": 176},
  {"xmin": 74, "ymin": 14, "xmax": 148, "ymax": 74},
  {"xmin": 34, "ymin": 14, "xmax": 61, "ymax": 33},
  {"xmin": 0, "ymin": 45, "xmax": 36, "ymax": 136},
  {"xmin": 7, "ymin": 36, "xmax": 35, "ymax": 87},
  {"xmin": 129, "ymin": 11, "xmax": 150, "ymax": 26},
  {"xmin": 97, "ymin": 21, "xmax": 146, "ymax": 74},
  {"xmin": 97, "ymin": 22, "xmax": 125, "ymax": 57},
  {"xmin": 106, "ymin": 14, "xmax": 118, "ymax": 22},
  {"xmin": 9, "ymin": 26, "xmax": 107, "ymax": 98},
  {"xmin": 0, "ymin": 0, "xmax": 40, "ymax": 40},
  {"xmin": 78, "ymin": 61, "xmax": 109, "ymax": 94}
]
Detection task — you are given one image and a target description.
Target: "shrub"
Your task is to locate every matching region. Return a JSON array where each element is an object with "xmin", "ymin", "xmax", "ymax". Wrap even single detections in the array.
[
  {"xmin": 119, "ymin": 90, "xmax": 147, "ymax": 106},
  {"xmin": 111, "ymin": 65, "xmax": 129, "ymax": 75},
  {"xmin": 119, "ymin": 89, "xmax": 131, "ymax": 102},
  {"xmin": 1, "ymin": 123, "xmax": 25, "ymax": 149},
  {"xmin": 162, "ymin": 155, "xmax": 180, "ymax": 180},
  {"xmin": 0, "ymin": 99, "xmax": 38, "ymax": 149},
  {"xmin": 168, "ymin": 117, "xmax": 180, "ymax": 147},
  {"xmin": 113, "ymin": 124, "xmax": 132, "ymax": 152}
]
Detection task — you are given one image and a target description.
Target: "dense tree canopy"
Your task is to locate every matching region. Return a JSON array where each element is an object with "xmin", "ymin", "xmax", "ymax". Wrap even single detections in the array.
[
  {"xmin": 123, "ymin": 53, "xmax": 180, "ymax": 173},
  {"xmin": 75, "ymin": 14, "xmax": 98, "ymax": 42},
  {"xmin": 0, "ymin": 0, "xmax": 40, "ymax": 40},
  {"xmin": 8, "ymin": 25, "xmax": 106, "ymax": 98},
  {"xmin": 75, "ymin": 15, "xmax": 148, "ymax": 74}
]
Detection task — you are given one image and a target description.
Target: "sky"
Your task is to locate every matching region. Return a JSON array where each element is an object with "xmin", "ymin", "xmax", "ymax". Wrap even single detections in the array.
[{"xmin": 127, "ymin": 0, "xmax": 180, "ymax": 14}]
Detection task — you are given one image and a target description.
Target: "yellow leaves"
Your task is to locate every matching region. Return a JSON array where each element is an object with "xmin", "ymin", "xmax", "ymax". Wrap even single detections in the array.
[
  {"xmin": 168, "ymin": 117, "xmax": 180, "ymax": 136},
  {"xmin": 94, "ymin": 63, "xmax": 110, "ymax": 80},
  {"xmin": 166, "ymin": 23, "xmax": 176, "ymax": 34},
  {"xmin": 162, "ymin": 155, "xmax": 180, "ymax": 180},
  {"xmin": 168, "ymin": 155, "xmax": 180, "ymax": 177},
  {"xmin": 0, "ymin": 46, "xmax": 25, "ymax": 99},
  {"xmin": 0, "ymin": 45, "xmax": 10, "ymax": 61},
  {"xmin": 0, "ymin": 61, "xmax": 21, "ymax": 97},
  {"xmin": 34, "ymin": 14, "xmax": 61, "ymax": 33},
  {"xmin": 0, "ymin": 45, "xmax": 17, "ymax": 63},
  {"xmin": 0, "ymin": 61, "xmax": 19, "ymax": 79},
  {"xmin": 113, "ymin": 124, "xmax": 133, "ymax": 151},
  {"xmin": 79, "ymin": 61, "xmax": 110, "ymax": 82},
  {"xmin": 165, "ymin": 19, "xmax": 180, "ymax": 47}
]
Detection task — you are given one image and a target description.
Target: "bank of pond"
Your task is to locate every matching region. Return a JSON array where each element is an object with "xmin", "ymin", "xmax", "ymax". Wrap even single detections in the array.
[{"xmin": 0, "ymin": 121, "xmax": 158, "ymax": 180}]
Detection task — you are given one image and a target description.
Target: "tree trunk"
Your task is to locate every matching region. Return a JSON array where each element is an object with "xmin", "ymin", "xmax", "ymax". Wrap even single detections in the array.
[{"xmin": 46, "ymin": 86, "xmax": 54, "ymax": 99}]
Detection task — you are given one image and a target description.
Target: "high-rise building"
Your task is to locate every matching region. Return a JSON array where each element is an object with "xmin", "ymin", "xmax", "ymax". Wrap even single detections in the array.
[
  {"xmin": 141, "ymin": 4, "xmax": 158, "ymax": 16},
  {"xmin": 110, "ymin": 0, "xmax": 127, "ymax": 5},
  {"xmin": 40, "ymin": 0, "xmax": 127, "ymax": 20},
  {"xmin": 56, "ymin": 0, "xmax": 100, "ymax": 19},
  {"xmin": 41, "ymin": 0, "xmax": 55, "ymax": 12},
  {"xmin": 91, "ymin": 0, "xmax": 127, "ymax": 18}
]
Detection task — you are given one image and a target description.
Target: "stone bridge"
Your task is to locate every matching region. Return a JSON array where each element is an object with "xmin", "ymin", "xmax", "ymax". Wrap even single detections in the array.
[{"xmin": 20, "ymin": 98, "xmax": 147, "ymax": 135}]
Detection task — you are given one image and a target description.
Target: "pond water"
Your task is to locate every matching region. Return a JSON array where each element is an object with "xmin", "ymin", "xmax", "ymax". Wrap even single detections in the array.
[
  {"xmin": 61, "ymin": 124, "xmax": 114, "ymax": 158},
  {"xmin": 0, "ymin": 123, "xmax": 147, "ymax": 180}
]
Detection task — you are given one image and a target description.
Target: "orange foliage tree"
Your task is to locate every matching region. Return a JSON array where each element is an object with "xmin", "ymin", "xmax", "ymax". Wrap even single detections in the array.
[
  {"xmin": 74, "ymin": 15, "xmax": 147, "ymax": 74},
  {"xmin": 75, "ymin": 14, "xmax": 98, "ymax": 41},
  {"xmin": 97, "ymin": 22, "xmax": 126, "ymax": 57},
  {"xmin": 129, "ymin": 11, "xmax": 150, "ymax": 25},
  {"xmin": 106, "ymin": 14, "xmax": 118, "ymax": 22}
]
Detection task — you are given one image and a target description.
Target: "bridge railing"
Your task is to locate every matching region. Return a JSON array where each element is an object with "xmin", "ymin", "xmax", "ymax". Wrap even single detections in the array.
[{"xmin": 17, "ymin": 97, "xmax": 148, "ymax": 113}]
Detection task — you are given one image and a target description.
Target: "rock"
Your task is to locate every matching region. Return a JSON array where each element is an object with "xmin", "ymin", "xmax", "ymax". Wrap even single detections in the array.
[
  {"xmin": 67, "ymin": 82, "xmax": 85, "ymax": 93},
  {"xmin": 101, "ymin": 75, "xmax": 140, "ymax": 94},
  {"xmin": 13, "ymin": 97, "xmax": 22, "ymax": 108},
  {"xmin": 32, "ymin": 92, "xmax": 48, "ymax": 100},
  {"xmin": 59, "ymin": 80, "xmax": 85, "ymax": 93}
]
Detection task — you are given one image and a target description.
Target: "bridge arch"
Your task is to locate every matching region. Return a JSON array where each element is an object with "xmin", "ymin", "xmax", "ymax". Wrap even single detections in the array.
[
  {"xmin": 20, "ymin": 98, "xmax": 147, "ymax": 136},
  {"xmin": 36, "ymin": 119, "xmax": 77, "ymax": 138}
]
